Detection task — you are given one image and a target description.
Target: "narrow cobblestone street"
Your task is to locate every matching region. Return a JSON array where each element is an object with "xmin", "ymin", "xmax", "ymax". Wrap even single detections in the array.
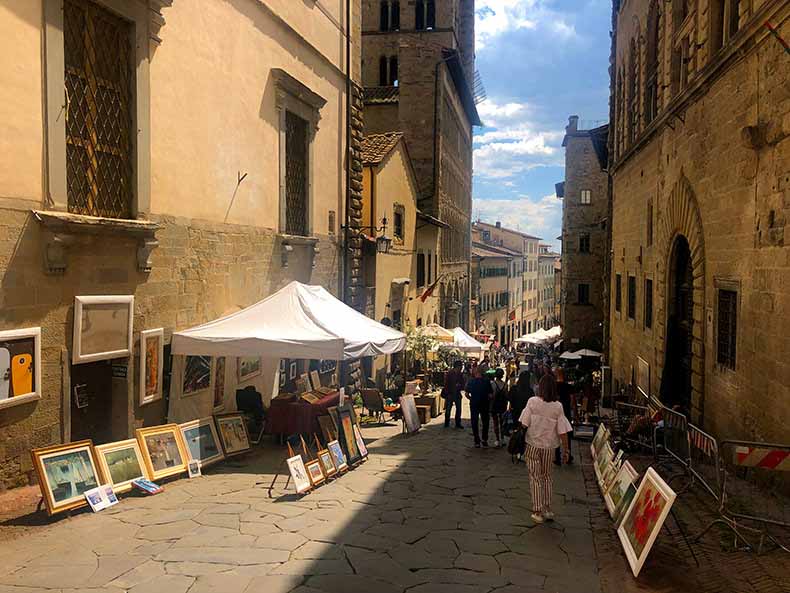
[{"xmin": 0, "ymin": 406, "xmax": 600, "ymax": 593}]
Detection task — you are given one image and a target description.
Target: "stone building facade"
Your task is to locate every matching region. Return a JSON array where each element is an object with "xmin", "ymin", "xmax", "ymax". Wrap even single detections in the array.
[
  {"xmin": 0, "ymin": 0, "xmax": 361, "ymax": 489},
  {"xmin": 608, "ymin": 0, "xmax": 789, "ymax": 442},
  {"xmin": 560, "ymin": 118, "xmax": 610, "ymax": 352},
  {"xmin": 360, "ymin": 0, "xmax": 480, "ymax": 329},
  {"xmin": 538, "ymin": 245, "xmax": 561, "ymax": 329}
]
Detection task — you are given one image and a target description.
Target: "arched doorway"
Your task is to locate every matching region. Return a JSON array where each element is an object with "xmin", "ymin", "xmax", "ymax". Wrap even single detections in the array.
[{"xmin": 662, "ymin": 235, "xmax": 693, "ymax": 410}]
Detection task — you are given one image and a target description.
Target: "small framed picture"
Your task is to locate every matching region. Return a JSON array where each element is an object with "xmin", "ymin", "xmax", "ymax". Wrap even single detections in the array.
[
  {"xmin": 286, "ymin": 455, "xmax": 311, "ymax": 494},
  {"xmin": 289, "ymin": 361, "xmax": 297, "ymax": 380},
  {"xmin": 72, "ymin": 296, "xmax": 134, "ymax": 364},
  {"xmin": 179, "ymin": 417, "xmax": 225, "ymax": 467},
  {"xmin": 317, "ymin": 448, "xmax": 336, "ymax": 478},
  {"xmin": 187, "ymin": 459, "xmax": 202, "ymax": 478},
  {"xmin": 305, "ymin": 459, "xmax": 325, "ymax": 486},
  {"xmin": 0, "ymin": 327, "xmax": 42, "ymax": 410},
  {"xmin": 310, "ymin": 370, "xmax": 321, "ymax": 390},
  {"xmin": 327, "ymin": 440, "xmax": 348, "ymax": 473},
  {"xmin": 139, "ymin": 328, "xmax": 164, "ymax": 406}
]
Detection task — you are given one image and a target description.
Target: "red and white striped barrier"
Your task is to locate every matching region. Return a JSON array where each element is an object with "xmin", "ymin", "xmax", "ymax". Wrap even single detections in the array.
[{"xmin": 733, "ymin": 445, "xmax": 790, "ymax": 471}]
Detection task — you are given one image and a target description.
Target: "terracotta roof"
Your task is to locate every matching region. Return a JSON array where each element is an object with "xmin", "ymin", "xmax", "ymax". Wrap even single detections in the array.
[
  {"xmin": 472, "ymin": 242, "xmax": 521, "ymax": 258},
  {"xmin": 473, "ymin": 220, "xmax": 542, "ymax": 241},
  {"xmin": 362, "ymin": 133, "xmax": 403, "ymax": 165},
  {"xmin": 364, "ymin": 86, "xmax": 400, "ymax": 104}
]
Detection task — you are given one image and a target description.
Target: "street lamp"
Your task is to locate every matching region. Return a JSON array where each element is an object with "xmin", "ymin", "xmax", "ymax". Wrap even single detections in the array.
[{"xmin": 344, "ymin": 216, "xmax": 391, "ymax": 254}]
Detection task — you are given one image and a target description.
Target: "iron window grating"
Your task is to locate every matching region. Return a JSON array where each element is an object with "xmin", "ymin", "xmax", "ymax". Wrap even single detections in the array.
[
  {"xmin": 717, "ymin": 289, "xmax": 737, "ymax": 369},
  {"xmin": 64, "ymin": 0, "xmax": 135, "ymax": 219},
  {"xmin": 285, "ymin": 111, "xmax": 309, "ymax": 236}
]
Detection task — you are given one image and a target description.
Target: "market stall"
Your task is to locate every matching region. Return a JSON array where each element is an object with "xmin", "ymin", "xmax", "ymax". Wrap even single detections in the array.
[{"xmin": 451, "ymin": 327, "xmax": 484, "ymax": 353}]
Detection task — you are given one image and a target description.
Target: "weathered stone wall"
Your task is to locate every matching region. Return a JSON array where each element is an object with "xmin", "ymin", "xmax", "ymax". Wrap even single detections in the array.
[
  {"xmin": 562, "ymin": 125, "xmax": 610, "ymax": 350},
  {"xmin": 609, "ymin": 0, "xmax": 790, "ymax": 442},
  {"xmin": 0, "ymin": 208, "xmax": 340, "ymax": 489}
]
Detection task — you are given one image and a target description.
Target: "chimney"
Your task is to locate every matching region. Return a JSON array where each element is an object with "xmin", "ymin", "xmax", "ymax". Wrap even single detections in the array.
[
  {"xmin": 495, "ymin": 221, "xmax": 501, "ymax": 228},
  {"xmin": 567, "ymin": 115, "xmax": 579, "ymax": 133}
]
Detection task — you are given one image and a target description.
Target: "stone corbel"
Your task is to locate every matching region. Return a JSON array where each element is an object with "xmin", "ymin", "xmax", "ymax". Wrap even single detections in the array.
[
  {"xmin": 137, "ymin": 237, "xmax": 159, "ymax": 273},
  {"xmin": 281, "ymin": 242, "xmax": 294, "ymax": 268},
  {"xmin": 43, "ymin": 232, "xmax": 76, "ymax": 275},
  {"xmin": 312, "ymin": 244, "xmax": 320, "ymax": 269}
]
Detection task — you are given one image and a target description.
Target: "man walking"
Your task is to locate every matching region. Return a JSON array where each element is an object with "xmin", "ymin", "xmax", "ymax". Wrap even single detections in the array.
[
  {"xmin": 465, "ymin": 367, "xmax": 493, "ymax": 447},
  {"xmin": 443, "ymin": 360, "xmax": 465, "ymax": 429}
]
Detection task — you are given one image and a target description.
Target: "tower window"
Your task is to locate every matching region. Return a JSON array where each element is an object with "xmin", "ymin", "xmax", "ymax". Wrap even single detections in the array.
[
  {"xmin": 379, "ymin": 55, "xmax": 398, "ymax": 86},
  {"xmin": 380, "ymin": 1, "xmax": 389, "ymax": 31}
]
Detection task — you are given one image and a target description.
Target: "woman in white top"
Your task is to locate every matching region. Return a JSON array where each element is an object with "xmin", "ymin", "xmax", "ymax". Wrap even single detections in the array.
[{"xmin": 518, "ymin": 370, "xmax": 572, "ymax": 524}]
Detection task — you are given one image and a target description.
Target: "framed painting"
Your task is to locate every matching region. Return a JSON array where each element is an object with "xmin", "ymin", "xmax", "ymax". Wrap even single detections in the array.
[
  {"xmin": 590, "ymin": 423, "xmax": 609, "ymax": 459},
  {"xmin": 636, "ymin": 356, "xmax": 650, "ymax": 397},
  {"xmin": 182, "ymin": 355, "xmax": 212, "ymax": 396},
  {"xmin": 237, "ymin": 357, "xmax": 261, "ymax": 383},
  {"xmin": 310, "ymin": 370, "xmax": 321, "ymax": 390},
  {"xmin": 594, "ymin": 442, "xmax": 614, "ymax": 482},
  {"xmin": 327, "ymin": 440, "xmax": 348, "ymax": 472},
  {"xmin": 617, "ymin": 468, "xmax": 677, "ymax": 577},
  {"xmin": 289, "ymin": 361, "xmax": 297, "ymax": 380},
  {"xmin": 31, "ymin": 440, "xmax": 101, "ymax": 515},
  {"xmin": 73, "ymin": 296, "xmax": 134, "ymax": 364},
  {"xmin": 94, "ymin": 438, "xmax": 149, "ymax": 494},
  {"xmin": 139, "ymin": 328, "xmax": 164, "ymax": 406},
  {"xmin": 214, "ymin": 413, "xmax": 251, "ymax": 456},
  {"xmin": 180, "ymin": 417, "xmax": 225, "ymax": 467},
  {"xmin": 400, "ymin": 395, "xmax": 421, "ymax": 434},
  {"xmin": 353, "ymin": 424, "xmax": 368, "ymax": 458},
  {"xmin": 317, "ymin": 448, "xmax": 336, "ymax": 477},
  {"xmin": 305, "ymin": 459, "xmax": 325, "ymax": 486},
  {"xmin": 0, "ymin": 327, "xmax": 42, "ymax": 410},
  {"xmin": 213, "ymin": 357, "xmax": 226, "ymax": 410},
  {"xmin": 287, "ymin": 455, "xmax": 311, "ymax": 494},
  {"xmin": 136, "ymin": 424, "xmax": 190, "ymax": 481},
  {"xmin": 614, "ymin": 482, "xmax": 639, "ymax": 528},
  {"xmin": 604, "ymin": 461, "xmax": 639, "ymax": 518},
  {"xmin": 318, "ymin": 415, "xmax": 338, "ymax": 443},
  {"xmin": 599, "ymin": 458, "xmax": 621, "ymax": 492},
  {"xmin": 337, "ymin": 406, "xmax": 361, "ymax": 465},
  {"xmin": 279, "ymin": 359, "xmax": 286, "ymax": 388}
]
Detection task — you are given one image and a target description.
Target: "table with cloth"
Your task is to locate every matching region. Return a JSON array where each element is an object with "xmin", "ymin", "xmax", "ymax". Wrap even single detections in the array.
[{"xmin": 266, "ymin": 391, "xmax": 340, "ymax": 436}]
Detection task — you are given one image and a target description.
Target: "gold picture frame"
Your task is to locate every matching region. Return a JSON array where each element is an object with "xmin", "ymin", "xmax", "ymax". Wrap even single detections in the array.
[
  {"xmin": 31, "ymin": 440, "xmax": 101, "ymax": 516},
  {"xmin": 136, "ymin": 424, "xmax": 190, "ymax": 481},
  {"xmin": 317, "ymin": 448, "xmax": 336, "ymax": 478},
  {"xmin": 305, "ymin": 459, "xmax": 325, "ymax": 486},
  {"xmin": 139, "ymin": 328, "xmax": 164, "ymax": 406},
  {"xmin": 94, "ymin": 438, "xmax": 149, "ymax": 494}
]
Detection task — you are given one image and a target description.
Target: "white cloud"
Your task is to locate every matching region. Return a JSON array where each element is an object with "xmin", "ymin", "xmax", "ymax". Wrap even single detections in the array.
[
  {"xmin": 476, "ymin": 0, "xmax": 577, "ymax": 50},
  {"xmin": 473, "ymin": 194, "xmax": 562, "ymax": 248}
]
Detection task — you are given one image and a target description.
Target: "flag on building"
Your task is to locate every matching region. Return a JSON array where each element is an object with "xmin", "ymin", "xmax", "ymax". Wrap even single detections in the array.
[{"xmin": 420, "ymin": 274, "xmax": 444, "ymax": 302}]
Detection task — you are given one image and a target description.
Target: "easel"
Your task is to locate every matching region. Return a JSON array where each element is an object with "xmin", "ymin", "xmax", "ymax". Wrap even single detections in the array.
[
  {"xmin": 267, "ymin": 435, "xmax": 312, "ymax": 498},
  {"xmin": 664, "ymin": 507, "xmax": 700, "ymax": 568}
]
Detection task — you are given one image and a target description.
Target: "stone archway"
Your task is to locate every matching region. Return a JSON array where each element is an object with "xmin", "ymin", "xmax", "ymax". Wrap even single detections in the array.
[{"xmin": 654, "ymin": 173, "xmax": 706, "ymax": 422}]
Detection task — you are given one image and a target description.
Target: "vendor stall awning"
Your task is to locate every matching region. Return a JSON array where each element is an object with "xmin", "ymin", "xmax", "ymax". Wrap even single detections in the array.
[
  {"xmin": 417, "ymin": 323, "xmax": 455, "ymax": 342},
  {"xmin": 452, "ymin": 327, "xmax": 484, "ymax": 352},
  {"xmin": 171, "ymin": 281, "xmax": 405, "ymax": 360}
]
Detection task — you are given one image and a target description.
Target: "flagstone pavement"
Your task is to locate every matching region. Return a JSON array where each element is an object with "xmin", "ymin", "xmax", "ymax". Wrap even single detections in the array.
[{"xmin": 0, "ymin": 409, "xmax": 600, "ymax": 593}]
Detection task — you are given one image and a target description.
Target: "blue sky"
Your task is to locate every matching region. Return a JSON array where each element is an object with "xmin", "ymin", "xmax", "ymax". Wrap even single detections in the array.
[{"xmin": 472, "ymin": 0, "xmax": 611, "ymax": 250}]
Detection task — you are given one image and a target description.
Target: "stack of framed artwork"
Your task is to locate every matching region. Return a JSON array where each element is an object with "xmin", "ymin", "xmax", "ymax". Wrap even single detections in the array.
[{"xmin": 588, "ymin": 423, "xmax": 678, "ymax": 578}]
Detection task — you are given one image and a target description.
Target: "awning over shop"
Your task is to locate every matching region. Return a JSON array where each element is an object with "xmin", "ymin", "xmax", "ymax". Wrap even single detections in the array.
[
  {"xmin": 559, "ymin": 350, "xmax": 582, "ymax": 360},
  {"xmin": 574, "ymin": 348, "xmax": 602, "ymax": 358},
  {"xmin": 514, "ymin": 325, "xmax": 563, "ymax": 345},
  {"xmin": 452, "ymin": 327, "xmax": 484, "ymax": 352},
  {"xmin": 171, "ymin": 281, "xmax": 406, "ymax": 360},
  {"xmin": 417, "ymin": 323, "xmax": 455, "ymax": 343}
]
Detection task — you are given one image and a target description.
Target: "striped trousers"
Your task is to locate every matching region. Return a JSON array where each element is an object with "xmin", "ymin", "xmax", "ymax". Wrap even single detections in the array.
[{"xmin": 525, "ymin": 444, "xmax": 554, "ymax": 513}]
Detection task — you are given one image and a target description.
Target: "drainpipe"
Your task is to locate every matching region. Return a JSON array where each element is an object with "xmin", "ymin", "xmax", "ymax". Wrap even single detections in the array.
[{"xmin": 343, "ymin": 0, "xmax": 352, "ymax": 304}]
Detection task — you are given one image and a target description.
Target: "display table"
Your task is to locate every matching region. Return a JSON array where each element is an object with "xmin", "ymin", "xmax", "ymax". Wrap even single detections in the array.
[
  {"xmin": 414, "ymin": 394, "xmax": 442, "ymax": 418},
  {"xmin": 266, "ymin": 390, "xmax": 340, "ymax": 436}
]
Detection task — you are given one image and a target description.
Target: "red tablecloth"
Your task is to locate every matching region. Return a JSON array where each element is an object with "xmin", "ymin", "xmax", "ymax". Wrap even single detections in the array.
[{"xmin": 266, "ymin": 391, "xmax": 340, "ymax": 436}]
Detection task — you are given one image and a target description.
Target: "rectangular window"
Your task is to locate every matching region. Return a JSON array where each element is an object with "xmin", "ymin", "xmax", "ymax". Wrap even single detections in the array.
[
  {"xmin": 285, "ymin": 111, "xmax": 309, "ymax": 235},
  {"xmin": 393, "ymin": 205, "xmax": 404, "ymax": 241},
  {"xmin": 579, "ymin": 233, "xmax": 591, "ymax": 253},
  {"xmin": 578, "ymin": 283, "xmax": 590, "ymax": 305},
  {"xmin": 64, "ymin": 0, "xmax": 134, "ymax": 219},
  {"xmin": 717, "ymin": 289, "xmax": 737, "ymax": 369},
  {"xmin": 427, "ymin": 250, "xmax": 432, "ymax": 283},
  {"xmin": 627, "ymin": 275, "xmax": 636, "ymax": 319},
  {"xmin": 580, "ymin": 190, "xmax": 591, "ymax": 205},
  {"xmin": 644, "ymin": 278, "xmax": 653, "ymax": 329},
  {"xmin": 647, "ymin": 200, "xmax": 653, "ymax": 246},
  {"xmin": 416, "ymin": 252, "xmax": 425, "ymax": 288}
]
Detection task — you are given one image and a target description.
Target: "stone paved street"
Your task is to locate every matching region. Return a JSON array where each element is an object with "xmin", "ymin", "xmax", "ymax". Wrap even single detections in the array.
[{"xmin": 0, "ymin": 407, "xmax": 600, "ymax": 593}]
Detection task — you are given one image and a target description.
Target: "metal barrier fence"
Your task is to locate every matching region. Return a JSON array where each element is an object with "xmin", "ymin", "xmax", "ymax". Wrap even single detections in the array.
[
  {"xmin": 688, "ymin": 423, "xmax": 720, "ymax": 502},
  {"xmin": 661, "ymin": 406, "xmax": 690, "ymax": 469}
]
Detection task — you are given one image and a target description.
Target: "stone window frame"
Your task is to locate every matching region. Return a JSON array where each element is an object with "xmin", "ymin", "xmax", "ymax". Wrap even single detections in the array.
[
  {"xmin": 273, "ymin": 69, "xmax": 327, "ymax": 239},
  {"xmin": 644, "ymin": 276, "xmax": 654, "ymax": 331},
  {"xmin": 580, "ymin": 189, "xmax": 592, "ymax": 205},
  {"xmin": 44, "ymin": 0, "xmax": 151, "ymax": 219},
  {"xmin": 627, "ymin": 274, "xmax": 637, "ymax": 321},
  {"xmin": 393, "ymin": 203, "xmax": 405, "ymax": 243}
]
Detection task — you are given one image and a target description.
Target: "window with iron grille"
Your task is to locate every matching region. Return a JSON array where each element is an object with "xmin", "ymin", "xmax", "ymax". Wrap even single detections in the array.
[
  {"xmin": 717, "ymin": 289, "xmax": 737, "ymax": 369},
  {"xmin": 578, "ymin": 283, "xmax": 590, "ymax": 305},
  {"xmin": 416, "ymin": 252, "xmax": 425, "ymax": 288},
  {"xmin": 285, "ymin": 111, "xmax": 309, "ymax": 236},
  {"xmin": 644, "ymin": 278, "xmax": 653, "ymax": 329},
  {"xmin": 393, "ymin": 205, "xmax": 404, "ymax": 241},
  {"xmin": 64, "ymin": 0, "xmax": 134, "ymax": 219},
  {"xmin": 627, "ymin": 275, "xmax": 636, "ymax": 319}
]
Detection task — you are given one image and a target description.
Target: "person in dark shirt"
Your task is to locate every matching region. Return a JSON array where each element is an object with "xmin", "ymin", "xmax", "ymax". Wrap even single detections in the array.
[
  {"xmin": 509, "ymin": 371, "xmax": 533, "ymax": 423},
  {"xmin": 442, "ymin": 360, "xmax": 465, "ymax": 428},
  {"xmin": 465, "ymin": 367, "xmax": 493, "ymax": 448}
]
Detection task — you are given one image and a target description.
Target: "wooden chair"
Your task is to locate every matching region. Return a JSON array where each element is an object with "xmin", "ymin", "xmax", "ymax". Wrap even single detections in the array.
[{"xmin": 360, "ymin": 389, "xmax": 385, "ymax": 423}]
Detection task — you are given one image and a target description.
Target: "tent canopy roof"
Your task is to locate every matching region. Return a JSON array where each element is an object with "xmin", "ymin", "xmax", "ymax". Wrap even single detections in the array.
[
  {"xmin": 171, "ymin": 281, "xmax": 406, "ymax": 360},
  {"xmin": 452, "ymin": 327, "xmax": 484, "ymax": 352}
]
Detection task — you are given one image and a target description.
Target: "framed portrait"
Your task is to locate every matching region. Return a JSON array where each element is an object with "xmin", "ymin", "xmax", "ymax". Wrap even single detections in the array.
[
  {"xmin": 182, "ymin": 355, "xmax": 212, "ymax": 396},
  {"xmin": 337, "ymin": 406, "xmax": 361, "ymax": 465},
  {"xmin": 180, "ymin": 417, "xmax": 225, "ymax": 467},
  {"xmin": 237, "ymin": 357, "xmax": 261, "ymax": 383},
  {"xmin": 617, "ymin": 467, "xmax": 677, "ymax": 577},
  {"xmin": 604, "ymin": 461, "xmax": 639, "ymax": 518},
  {"xmin": 289, "ymin": 361, "xmax": 297, "ymax": 380},
  {"xmin": 327, "ymin": 440, "xmax": 348, "ymax": 473},
  {"xmin": 317, "ymin": 448, "xmax": 336, "ymax": 478},
  {"xmin": 287, "ymin": 455, "xmax": 311, "ymax": 494},
  {"xmin": 214, "ymin": 413, "xmax": 251, "ymax": 456},
  {"xmin": 0, "ymin": 327, "xmax": 42, "ymax": 410},
  {"xmin": 353, "ymin": 425, "xmax": 368, "ymax": 458},
  {"xmin": 213, "ymin": 357, "xmax": 226, "ymax": 410},
  {"xmin": 31, "ymin": 440, "xmax": 101, "ymax": 515},
  {"xmin": 139, "ymin": 328, "xmax": 164, "ymax": 406},
  {"xmin": 136, "ymin": 424, "xmax": 190, "ymax": 481},
  {"xmin": 305, "ymin": 459, "xmax": 325, "ymax": 486},
  {"xmin": 636, "ymin": 356, "xmax": 650, "ymax": 397},
  {"xmin": 94, "ymin": 438, "xmax": 149, "ymax": 494},
  {"xmin": 72, "ymin": 296, "xmax": 134, "ymax": 364},
  {"xmin": 187, "ymin": 460, "xmax": 202, "ymax": 478},
  {"xmin": 318, "ymin": 415, "xmax": 338, "ymax": 443}
]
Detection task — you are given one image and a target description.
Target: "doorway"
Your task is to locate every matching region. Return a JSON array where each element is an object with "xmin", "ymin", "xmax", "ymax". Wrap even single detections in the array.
[{"xmin": 663, "ymin": 235, "xmax": 693, "ymax": 411}]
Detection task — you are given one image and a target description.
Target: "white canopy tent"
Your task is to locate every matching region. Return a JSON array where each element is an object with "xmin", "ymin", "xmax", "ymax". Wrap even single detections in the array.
[
  {"xmin": 417, "ymin": 323, "xmax": 455, "ymax": 343},
  {"xmin": 559, "ymin": 350, "xmax": 583, "ymax": 360},
  {"xmin": 574, "ymin": 348, "xmax": 602, "ymax": 358},
  {"xmin": 515, "ymin": 325, "xmax": 563, "ymax": 345},
  {"xmin": 168, "ymin": 282, "xmax": 406, "ymax": 423},
  {"xmin": 451, "ymin": 327, "xmax": 484, "ymax": 353}
]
